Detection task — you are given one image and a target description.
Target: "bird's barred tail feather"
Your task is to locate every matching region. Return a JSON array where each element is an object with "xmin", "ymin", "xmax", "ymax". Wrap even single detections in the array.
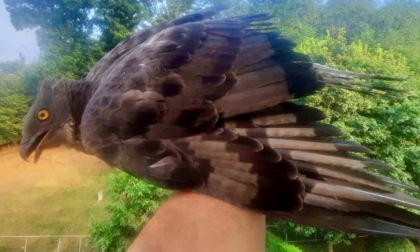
[{"xmin": 175, "ymin": 102, "xmax": 420, "ymax": 237}]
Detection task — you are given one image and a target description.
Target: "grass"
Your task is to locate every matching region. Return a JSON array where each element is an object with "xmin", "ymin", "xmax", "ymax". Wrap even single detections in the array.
[
  {"xmin": 0, "ymin": 145, "xmax": 112, "ymax": 251},
  {"xmin": 266, "ymin": 231, "xmax": 302, "ymax": 252}
]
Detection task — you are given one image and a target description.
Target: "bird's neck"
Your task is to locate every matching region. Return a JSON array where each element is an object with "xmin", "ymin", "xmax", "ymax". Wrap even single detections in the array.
[{"xmin": 69, "ymin": 79, "xmax": 96, "ymax": 132}]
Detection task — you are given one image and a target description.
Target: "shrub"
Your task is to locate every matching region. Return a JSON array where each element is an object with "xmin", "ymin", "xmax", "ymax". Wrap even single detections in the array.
[
  {"xmin": 0, "ymin": 75, "xmax": 29, "ymax": 145},
  {"xmin": 89, "ymin": 170, "xmax": 170, "ymax": 252},
  {"xmin": 366, "ymin": 237, "xmax": 416, "ymax": 252},
  {"xmin": 266, "ymin": 231, "xmax": 302, "ymax": 252}
]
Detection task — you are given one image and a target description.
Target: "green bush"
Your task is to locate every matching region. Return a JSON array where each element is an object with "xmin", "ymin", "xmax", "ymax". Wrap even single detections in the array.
[
  {"xmin": 0, "ymin": 75, "xmax": 30, "ymax": 145},
  {"xmin": 366, "ymin": 237, "xmax": 416, "ymax": 252},
  {"xmin": 89, "ymin": 170, "xmax": 170, "ymax": 252},
  {"xmin": 266, "ymin": 231, "xmax": 302, "ymax": 252}
]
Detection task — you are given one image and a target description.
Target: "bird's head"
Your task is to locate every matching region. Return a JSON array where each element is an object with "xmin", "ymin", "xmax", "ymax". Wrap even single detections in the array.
[{"xmin": 20, "ymin": 79, "xmax": 77, "ymax": 162}]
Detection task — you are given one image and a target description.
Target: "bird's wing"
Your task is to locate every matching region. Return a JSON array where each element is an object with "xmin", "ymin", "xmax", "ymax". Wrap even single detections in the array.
[
  {"xmin": 85, "ymin": 6, "xmax": 226, "ymax": 85},
  {"xmin": 82, "ymin": 9, "xmax": 420, "ymax": 237},
  {"xmin": 175, "ymin": 102, "xmax": 420, "ymax": 237},
  {"xmin": 86, "ymin": 12, "xmax": 295, "ymax": 139}
]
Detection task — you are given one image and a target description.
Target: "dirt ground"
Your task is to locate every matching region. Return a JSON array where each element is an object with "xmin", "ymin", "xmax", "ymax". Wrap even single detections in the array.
[
  {"xmin": 0, "ymin": 144, "xmax": 109, "ymax": 184},
  {"xmin": 0, "ymin": 144, "xmax": 112, "ymax": 237}
]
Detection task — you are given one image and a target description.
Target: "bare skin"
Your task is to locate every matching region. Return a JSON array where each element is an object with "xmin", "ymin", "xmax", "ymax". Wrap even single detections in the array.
[{"xmin": 128, "ymin": 191, "xmax": 266, "ymax": 252}]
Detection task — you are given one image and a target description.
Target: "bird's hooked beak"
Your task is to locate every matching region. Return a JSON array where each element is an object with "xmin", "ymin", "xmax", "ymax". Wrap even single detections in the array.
[{"xmin": 19, "ymin": 130, "xmax": 50, "ymax": 163}]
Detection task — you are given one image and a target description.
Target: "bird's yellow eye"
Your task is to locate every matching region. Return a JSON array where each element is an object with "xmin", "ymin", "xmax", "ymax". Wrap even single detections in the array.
[{"xmin": 37, "ymin": 109, "xmax": 50, "ymax": 121}]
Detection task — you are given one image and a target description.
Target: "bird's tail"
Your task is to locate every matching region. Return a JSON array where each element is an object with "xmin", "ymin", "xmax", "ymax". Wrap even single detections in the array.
[{"xmin": 313, "ymin": 63, "xmax": 407, "ymax": 97}]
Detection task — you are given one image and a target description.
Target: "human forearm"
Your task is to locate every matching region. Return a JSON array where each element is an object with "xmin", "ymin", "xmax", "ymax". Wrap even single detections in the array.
[{"xmin": 128, "ymin": 191, "xmax": 266, "ymax": 252}]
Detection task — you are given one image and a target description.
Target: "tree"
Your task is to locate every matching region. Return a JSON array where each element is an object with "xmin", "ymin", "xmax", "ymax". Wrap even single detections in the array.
[
  {"xmin": 373, "ymin": 0, "xmax": 420, "ymax": 71},
  {"xmin": 248, "ymin": 0, "xmax": 322, "ymax": 41},
  {"xmin": 93, "ymin": 0, "xmax": 153, "ymax": 51},
  {"xmin": 0, "ymin": 73, "xmax": 30, "ymax": 145},
  {"xmin": 4, "ymin": 0, "xmax": 95, "ymax": 49},
  {"xmin": 4, "ymin": 0, "xmax": 102, "ymax": 90},
  {"xmin": 151, "ymin": 0, "xmax": 195, "ymax": 24},
  {"xmin": 269, "ymin": 219, "xmax": 356, "ymax": 251},
  {"xmin": 366, "ymin": 236, "xmax": 416, "ymax": 252},
  {"xmin": 319, "ymin": 0, "xmax": 377, "ymax": 38},
  {"xmin": 0, "ymin": 58, "xmax": 26, "ymax": 75},
  {"xmin": 4, "ymin": 0, "xmax": 156, "ymax": 95}
]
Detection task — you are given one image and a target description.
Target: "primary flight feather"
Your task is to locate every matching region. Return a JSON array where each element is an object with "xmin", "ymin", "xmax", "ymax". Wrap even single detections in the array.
[{"xmin": 20, "ymin": 7, "xmax": 420, "ymax": 237}]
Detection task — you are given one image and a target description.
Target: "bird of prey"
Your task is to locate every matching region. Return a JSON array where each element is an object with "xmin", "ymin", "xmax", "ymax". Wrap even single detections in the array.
[{"xmin": 20, "ymin": 7, "xmax": 420, "ymax": 237}]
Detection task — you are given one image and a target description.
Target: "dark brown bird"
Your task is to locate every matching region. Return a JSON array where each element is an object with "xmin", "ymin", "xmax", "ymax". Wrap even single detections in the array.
[{"xmin": 20, "ymin": 7, "xmax": 420, "ymax": 237}]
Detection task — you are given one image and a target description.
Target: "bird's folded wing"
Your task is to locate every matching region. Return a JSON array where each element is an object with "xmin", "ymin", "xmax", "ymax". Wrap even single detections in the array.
[{"xmin": 174, "ymin": 102, "xmax": 420, "ymax": 237}]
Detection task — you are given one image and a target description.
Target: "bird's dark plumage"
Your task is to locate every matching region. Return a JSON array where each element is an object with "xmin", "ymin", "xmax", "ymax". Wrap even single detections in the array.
[{"xmin": 20, "ymin": 7, "xmax": 420, "ymax": 237}]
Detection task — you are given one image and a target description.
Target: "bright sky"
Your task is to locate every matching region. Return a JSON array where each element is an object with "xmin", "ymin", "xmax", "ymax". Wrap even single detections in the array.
[{"xmin": 0, "ymin": 0, "xmax": 39, "ymax": 62}]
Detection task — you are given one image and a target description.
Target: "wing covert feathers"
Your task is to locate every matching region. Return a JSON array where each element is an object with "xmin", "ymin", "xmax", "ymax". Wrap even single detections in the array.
[{"xmin": 85, "ymin": 9, "xmax": 419, "ymax": 237}]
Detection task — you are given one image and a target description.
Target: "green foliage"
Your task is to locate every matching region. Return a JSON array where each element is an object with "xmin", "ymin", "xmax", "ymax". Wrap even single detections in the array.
[
  {"xmin": 0, "ymin": 58, "xmax": 26, "ymax": 75},
  {"xmin": 18, "ymin": 41, "xmax": 103, "ymax": 96},
  {"xmin": 366, "ymin": 237, "xmax": 416, "ymax": 252},
  {"xmin": 319, "ymin": 0, "xmax": 377, "ymax": 38},
  {"xmin": 94, "ymin": 0, "xmax": 152, "ymax": 51},
  {"xmin": 271, "ymin": 219, "xmax": 317, "ymax": 238},
  {"xmin": 336, "ymin": 98, "xmax": 420, "ymax": 186},
  {"xmin": 0, "ymin": 74, "xmax": 30, "ymax": 145},
  {"xmin": 271, "ymin": 220, "xmax": 356, "ymax": 245},
  {"xmin": 266, "ymin": 231, "xmax": 302, "ymax": 252},
  {"xmin": 152, "ymin": 0, "xmax": 194, "ymax": 24},
  {"xmin": 5, "ymin": 0, "xmax": 101, "ymax": 94},
  {"xmin": 43, "ymin": 42, "xmax": 103, "ymax": 79},
  {"xmin": 323, "ymin": 231, "xmax": 356, "ymax": 246},
  {"xmin": 4, "ymin": 0, "xmax": 153, "ymax": 89},
  {"xmin": 373, "ymin": 1, "xmax": 420, "ymax": 72},
  {"xmin": 89, "ymin": 169, "xmax": 170, "ymax": 252},
  {"xmin": 4, "ymin": 0, "xmax": 96, "ymax": 48},
  {"xmin": 225, "ymin": 0, "xmax": 321, "ymax": 41}
]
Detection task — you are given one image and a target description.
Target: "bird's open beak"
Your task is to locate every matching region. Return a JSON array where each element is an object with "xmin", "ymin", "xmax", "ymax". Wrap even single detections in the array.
[{"xmin": 19, "ymin": 130, "xmax": 49, "ymax": 163}]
